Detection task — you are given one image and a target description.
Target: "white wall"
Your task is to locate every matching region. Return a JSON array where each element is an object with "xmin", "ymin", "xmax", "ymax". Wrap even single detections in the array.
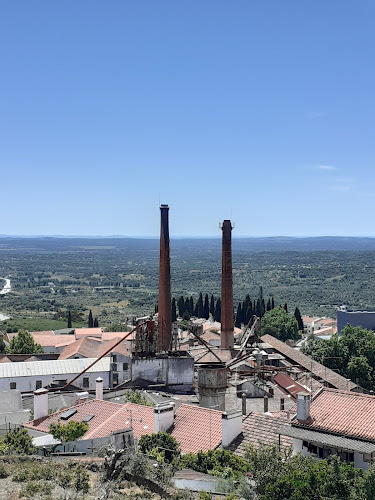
[
  {"xmin": 132, "ymin": 356, "xmax": 194, "ymax": 391},
  {"xmin": 173, "ymin": 477, "xmax": 219, "ymax": 492},
  {"xmin": 0, "ymin": 371, "xmax": 110, "ymax": 393}
]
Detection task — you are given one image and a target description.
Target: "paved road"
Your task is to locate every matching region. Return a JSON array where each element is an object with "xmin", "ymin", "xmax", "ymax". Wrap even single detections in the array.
[{"xmin": 0, "ymin": 278, "xmax": 11, "ymax": 321}]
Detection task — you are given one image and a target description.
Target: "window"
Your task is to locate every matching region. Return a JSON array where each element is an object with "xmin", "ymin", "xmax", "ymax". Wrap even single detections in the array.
[
  {"xmin": 112, "ymin": 363, "xmax": 117, "ymax": 371},
  {"xmin": 83, "ymin": 377, "xmax": 89, "ymax": 388},
  {"xmin": 36, "ymin": 381, "xmax": 42, "ymax": 390},
  {"xmin": 123, "ymin": 363, "xmax": 129, "ymax": 371},
  {"xmin": 10, "ymin": 382, "xmax": 16, "ymax": 390},
  {"xmin": 112, "ymin": 355, "xmax": 117, "ymax": 362}
]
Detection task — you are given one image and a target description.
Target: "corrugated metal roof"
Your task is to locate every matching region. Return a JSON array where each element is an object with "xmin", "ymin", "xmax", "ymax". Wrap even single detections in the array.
[
  {"xmin": 280, "ymin": 425, "xmax": 375, "ymax": 454},
  {"xmin": 0, "ymin": 358, "xmax": 110, "ymax": 378}
]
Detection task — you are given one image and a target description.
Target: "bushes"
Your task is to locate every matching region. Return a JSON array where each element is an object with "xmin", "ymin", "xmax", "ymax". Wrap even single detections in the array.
[
  {"xmin": 139, "ymin": 432, "xmax": 180, "ymax": 463},
  {"xmin": 179, "ymin": 449, "xmax": 251, "ymax": 480},
  {"xmin": 49, "ymin": 420, "xmax": 89, "ymax": 441}
]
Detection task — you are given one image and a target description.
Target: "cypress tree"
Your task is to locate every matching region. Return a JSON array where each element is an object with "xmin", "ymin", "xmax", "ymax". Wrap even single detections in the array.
[
  {"xmin": 177, "ymin": 296, "xmax": 185, "ymax": 317},
  {"xmin": 171, "ymin": 298, "xmax": 177, "ymax": 322},
  {"xmin": 67, "ymin": 310, "xmax": 72, "ymax": 329},
  {"xmin": 88, "ymin": 310, "xmax": 94, "ymax": 328},
  {"xmin": 266, "ymin": 299, "xmax": 271, "ymax": 312},
  {"xmin": 93, "ymin": 317, "xmax": 99, "ymax": 328},
  {"xmin": 203, "ymin": 294, "xmax": 209, "ymax": 319},
  {"xmin": 210, "ymin": 295, "xmax": 215, "ymax": 317},
  {"xmin": 193, "ymin": 302, "xmax": 198, "ymax": 317},
  {"xmin": 294, "ymin": 307, "xmax": 304, "ymax": 331},
  {"xmin": 259, "ymin": 286, "xmax": 263, "ymax": 301},
  {"xmin": 256, "ymin": 299, "xmax": 262, "ymax": 318},
  {"xmin": 261, "ymin": 298, "xmax": 266, "ymax": 317},
  {"xmin": 197, "ymin": 292, "xmax": 204, "ymax": 318},
  {"xmin": 185, "ymin": 298, "xmax": 190, "ymax": 315},
  {"xmin": 214, "ymin": 298, "xmax": 221, "ymax": 322},
  {"xmin": 243, "ymin": 294, "xmax": 250, "ymax": 315},
  {"xmin": 284, "ymin": 303, "xmax": 288, "ymax": 313},
  {"xmin": 189, "ymin": 296, "xmax": 194, "ymax": 315},
  {"xmin": 271, "ymin": 297, "xmax": 275, "ymax": 309},
  {"xmin": 235, "ymin": 303, "xmax": 242, "ymax": 328}
]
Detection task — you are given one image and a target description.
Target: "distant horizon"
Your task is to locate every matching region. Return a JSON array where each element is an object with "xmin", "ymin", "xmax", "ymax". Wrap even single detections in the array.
[{"xmin": 2, "ymin": 234, "xmax": 375, "ymax": 240}]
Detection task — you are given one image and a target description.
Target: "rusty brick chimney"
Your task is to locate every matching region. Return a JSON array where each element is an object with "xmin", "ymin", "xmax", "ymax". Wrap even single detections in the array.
[
  {"xmin": 221, "ymin": 220, "xmax": 234, "ymax": 349},
  {"xmin": 158, "ymin": 204, "xmax": 172, "ymax": 351}
]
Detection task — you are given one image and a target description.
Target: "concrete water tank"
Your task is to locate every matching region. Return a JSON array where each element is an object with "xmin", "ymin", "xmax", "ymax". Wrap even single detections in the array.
[{"xmin": 198, "ymin": 365, "xmax": 227, "ymax": 411}]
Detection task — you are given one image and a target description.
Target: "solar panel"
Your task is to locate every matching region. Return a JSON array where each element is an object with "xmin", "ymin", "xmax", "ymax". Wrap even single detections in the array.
[
  {"xmin": 60, "ymin": 409, "xmax": 77, "ymax": 420},
  {"xmin": 82, "ymin": 414, "xmax": 94, "ymax": 422}
]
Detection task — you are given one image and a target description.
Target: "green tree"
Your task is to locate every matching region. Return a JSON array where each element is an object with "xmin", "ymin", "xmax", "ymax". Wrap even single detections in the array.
[
  {"xmin": 88, "ymin": 310, "xmax": 93, "ymax": 328},
  {"xmin": 67, "ymin": 310, "xmax": 72, "ymax": 329},
  {"xmin": 210, "ymin": 295, "xmax": 215, "ymax": 318},
  {"xmin": 49, "ymin": 421, "xmax": 89, "ymax": 442},
  {"xmin": 171, "ymin": 298, "xmax": 177, "ymax": 322},
  {"xmin": 214, "ymin": 298, "xmax": 221, "ymax": 322},
  {"xmin": 177, "ymin": 296, "xmax": 185, "ymax": 317},
  {"xmin": 0, "ymin": 338, "xmax": 6, "ymax": 353},
  {"xmin": 1, "ymin": 428, "xmax": 35, "ymax": 455},
  {"xmin": 261, "ymin": 307, "xmax": 300, "ymax": 341},
  {"xmin": 125, "ymin": 390, "xmax": 154, "ymax": 406},
  {"xmin": 93, "ymin": 317, "xmax": 99, "ymax": 328},
  {"xmin": 294, "ymin": 307, "xmax": 304, "ymax": 331},
  {"xmin": 235, "ymin": 303, "xmax": 242, "ymax": 328},
  {"xmin": 203, "ymin": 294, "xmax": 209, "ymax": 320},
  {"xmin": 347, "ymin": 356, "xmax": 373, "ymax": 390},
  {"xmin": 139, "ymin": 432, "xmax": 180, "ymax": 463},
  {"xmin": 6, "ymin": 329, "xmax": 44, "ymax": 354},
  {"xmin": 197, "ymin": 292, "xmax": 204, "ymax": 318},
  {"xmin": 104, "ymin": 323, "xmax": 130, "ymax": 332}
]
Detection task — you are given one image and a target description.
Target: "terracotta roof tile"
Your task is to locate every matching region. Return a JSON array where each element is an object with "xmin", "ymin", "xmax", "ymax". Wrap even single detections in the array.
[
  {"xmin": 274, "ymin": 373, "xmax": 307, "ymax": 400},
  {"xmin": 171, "ymin": 404, "xmax": 222, "ymax": 453},
  {"xmin": 293, "ymin": 388, "xmax": 375, "ymax": 441},
  {"xmin": 228, "ymin": 412, "xmax": 292, "ymax": 457},
  {"xmin": 59, "ymin": 337, "xmax": 132, "ymax": 360}
]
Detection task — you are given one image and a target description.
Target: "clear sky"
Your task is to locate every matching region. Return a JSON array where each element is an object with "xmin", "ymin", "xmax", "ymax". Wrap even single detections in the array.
[{"xmin": 1, "ymin": 1, "xmax": 375, "ymax": 237}]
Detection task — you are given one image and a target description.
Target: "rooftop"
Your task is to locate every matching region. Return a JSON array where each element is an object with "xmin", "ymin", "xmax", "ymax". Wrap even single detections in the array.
[
  {"xmin": 228, "ymin": 412, "xmax": 292, "ymax": 457},
  {"xmin": 293, "ymin": 388, "xmax": 375, "ymax": 442}
]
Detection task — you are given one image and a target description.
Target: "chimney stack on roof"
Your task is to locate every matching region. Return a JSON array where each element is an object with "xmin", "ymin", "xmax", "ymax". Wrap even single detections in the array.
[
  {"xmin": 221, "ymin": 409, "xmax": 242, "ymax": 447},
  {"xmin": 154, "ymin": 402, "xmax": 175, "ymax": 433},
  {"xmin": 220, "ymin": 220, "xmax": 234, "ymax": 349},
  {"xmin": 34, "ymin": 388, "xmax": 49, "ymax": 420},
  {"xmin": 296, "ymin": 391, "xmax": 311, "ymax": 421},
  {"xmin": 96, "ymin": 377, "xmax": 103, "ymax": 400},
  {"xmin": 158, "ymin": 205, "xmax": 172, "ymax": 352}
]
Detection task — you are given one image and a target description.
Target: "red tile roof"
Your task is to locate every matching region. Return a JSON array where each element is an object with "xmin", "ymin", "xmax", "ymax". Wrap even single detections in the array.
[
  {"xmin": 228, "ymin": 412, "xmax": 292, "ymax": 457},
  {"xmin": 74, "ymin": 328, "xmax": 103, "ymax": 337},
  {"xmin": 171, "ymin": 404, "xmax": 222, "ymax": 453},
  {"xmin": 58, "ymin": 337, "xmax": 132, "ymax": 360},
  {"xmin": 293, "ymin": 388, "xmax": 375, "ymax": 441},
  {"xmin": 24, "ymin": 400, "xmax": 154, "ymax": 441}
]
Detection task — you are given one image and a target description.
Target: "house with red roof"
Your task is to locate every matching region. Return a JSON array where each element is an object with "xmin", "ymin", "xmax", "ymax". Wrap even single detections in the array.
[
  {"xmin": 24, "ymin": 384, "xmax": 242, "ymax": 455},
  {"xmin": 280, "ymin": 388, "xmax": 375, "ymax": 469}
]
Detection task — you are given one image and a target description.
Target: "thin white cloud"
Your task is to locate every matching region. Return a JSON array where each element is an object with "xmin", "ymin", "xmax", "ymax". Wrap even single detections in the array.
[{"xmin": 315, "ymin": 165, "xmax": 338, "ymax": 171}]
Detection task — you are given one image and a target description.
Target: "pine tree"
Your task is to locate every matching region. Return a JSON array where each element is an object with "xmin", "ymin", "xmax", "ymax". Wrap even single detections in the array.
[
  {"xmin": 197, "ymin": 292, "xmax": 204, "ymax": 318},
  {"xmin": 93, "ymin": 317, "xmax": 99, "ymax": 328},
  {"xmin": 171, "ymin": 298, "xmax": 177, "ymax": 322},
  {"xmin": 203, "ymin": 294, "xmax": 209, "ymax": 319},
  {"xmin": 284, "ymin": 303, "xmax": 288, "ymax": 314},
  {"xmin": 235, "ymin": 303, "xmax": 242, "ymax": 328},
  {"xmin": 210, "ymin": 295, "xmax": 215, "ymax": 317},
  {"xmin": 67, "ymin": 310, "xmax": 72, "ymax": 329},
  {"xmin": 214, "ymin": 298, "xmax": 221, "ymax": 322},
  {"xmin": 294, "ymin": 307, "xmax": 304, "ymax": 331},
  {"xmin": 88, "ymin": 310, "xmax": 94, "ymax": 328}
]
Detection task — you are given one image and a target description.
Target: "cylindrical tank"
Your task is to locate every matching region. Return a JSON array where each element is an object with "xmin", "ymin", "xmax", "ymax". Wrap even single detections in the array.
[{"xmin": 198, "ymin": 365, "xmax": 227, "ymax": 411}]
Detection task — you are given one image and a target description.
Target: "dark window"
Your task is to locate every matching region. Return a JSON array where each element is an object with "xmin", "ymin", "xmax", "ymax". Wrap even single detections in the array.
[
  {"xmin": 10, "ymin": 382, "xmax": 16, "ymax": 390},
  {"xmin": 83, "ymin": 377, "xmax": 89, "ymax": 388},
  {"xmin": 112, "ymin": 355, "xmax": 117, "ymax": 362},
  {"xmin": 82, "ymin": 414, "xmax": 94, "ymax": 422},
  {"xmin": 60, "ymin": 409, "xmax": 77, "ymax": 420},
  {"xmin": 36, "ymin": 381, "xmax": 42, "ymax": 390},
  {"xmin": 113, "ymin": 373, "xmax": 119, "ymax": 386},
  {"xmin": 112, "ymin": 363, "xmax": 117, "ymax": 371},
  {"xmin": 123, "ymin": 363, "xmax": 129, "ymax": 371}
]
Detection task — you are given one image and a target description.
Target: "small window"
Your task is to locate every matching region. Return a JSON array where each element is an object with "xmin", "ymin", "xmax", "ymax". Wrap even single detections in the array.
[
  {"xmin": 112, "ymin": 355, "xmax": 117, "ymax": 362},
  {"xmin": 10, "ymin": 382, "xmax": 16, "ymax": 390},
  {"xmin": 60, "ymin": 409, "xmax": 77, "ymax": 420},
  {"xmin": 123, "ymin": 363, "xmax": 129, "ymax": 371},
  {"xmin": 83, "ymin": 377, "xmax": 89, "ymax": 388},
  {"xmin": 112, "ymin": 363, "xmax": 117, "ymax": 371},
  {"xmin": 36, "ymin": 381, "xmax": 42, "ymax": 390}
]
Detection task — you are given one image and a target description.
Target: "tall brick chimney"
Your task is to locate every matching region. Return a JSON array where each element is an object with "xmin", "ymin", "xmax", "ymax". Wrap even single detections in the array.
[
  {"xmin": 221, "ymin": 220, "xmax": 234, "ymax": 348},
  {"xmin": 158, "ymin": 204, "xmax": 172, "ymax": 351}
]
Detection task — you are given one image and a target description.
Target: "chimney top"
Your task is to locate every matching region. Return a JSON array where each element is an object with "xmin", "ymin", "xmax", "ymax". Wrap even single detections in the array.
[
  {"xmin": 160, "ymin": 204, "xmax": 169, "ymax": 209},
  {"xmin": 34, "ymin": 388, "xmax": 48, "ymax": 395},
  {"xmin": 96, "ymin": 377, "xmax": 103, "ymax": 383}
]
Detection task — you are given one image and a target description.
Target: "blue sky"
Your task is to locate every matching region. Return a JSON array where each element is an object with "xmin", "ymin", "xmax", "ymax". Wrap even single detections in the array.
[{"xmin": 1, "ymin": 1, "xmax": 375, "ymax": 237}]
